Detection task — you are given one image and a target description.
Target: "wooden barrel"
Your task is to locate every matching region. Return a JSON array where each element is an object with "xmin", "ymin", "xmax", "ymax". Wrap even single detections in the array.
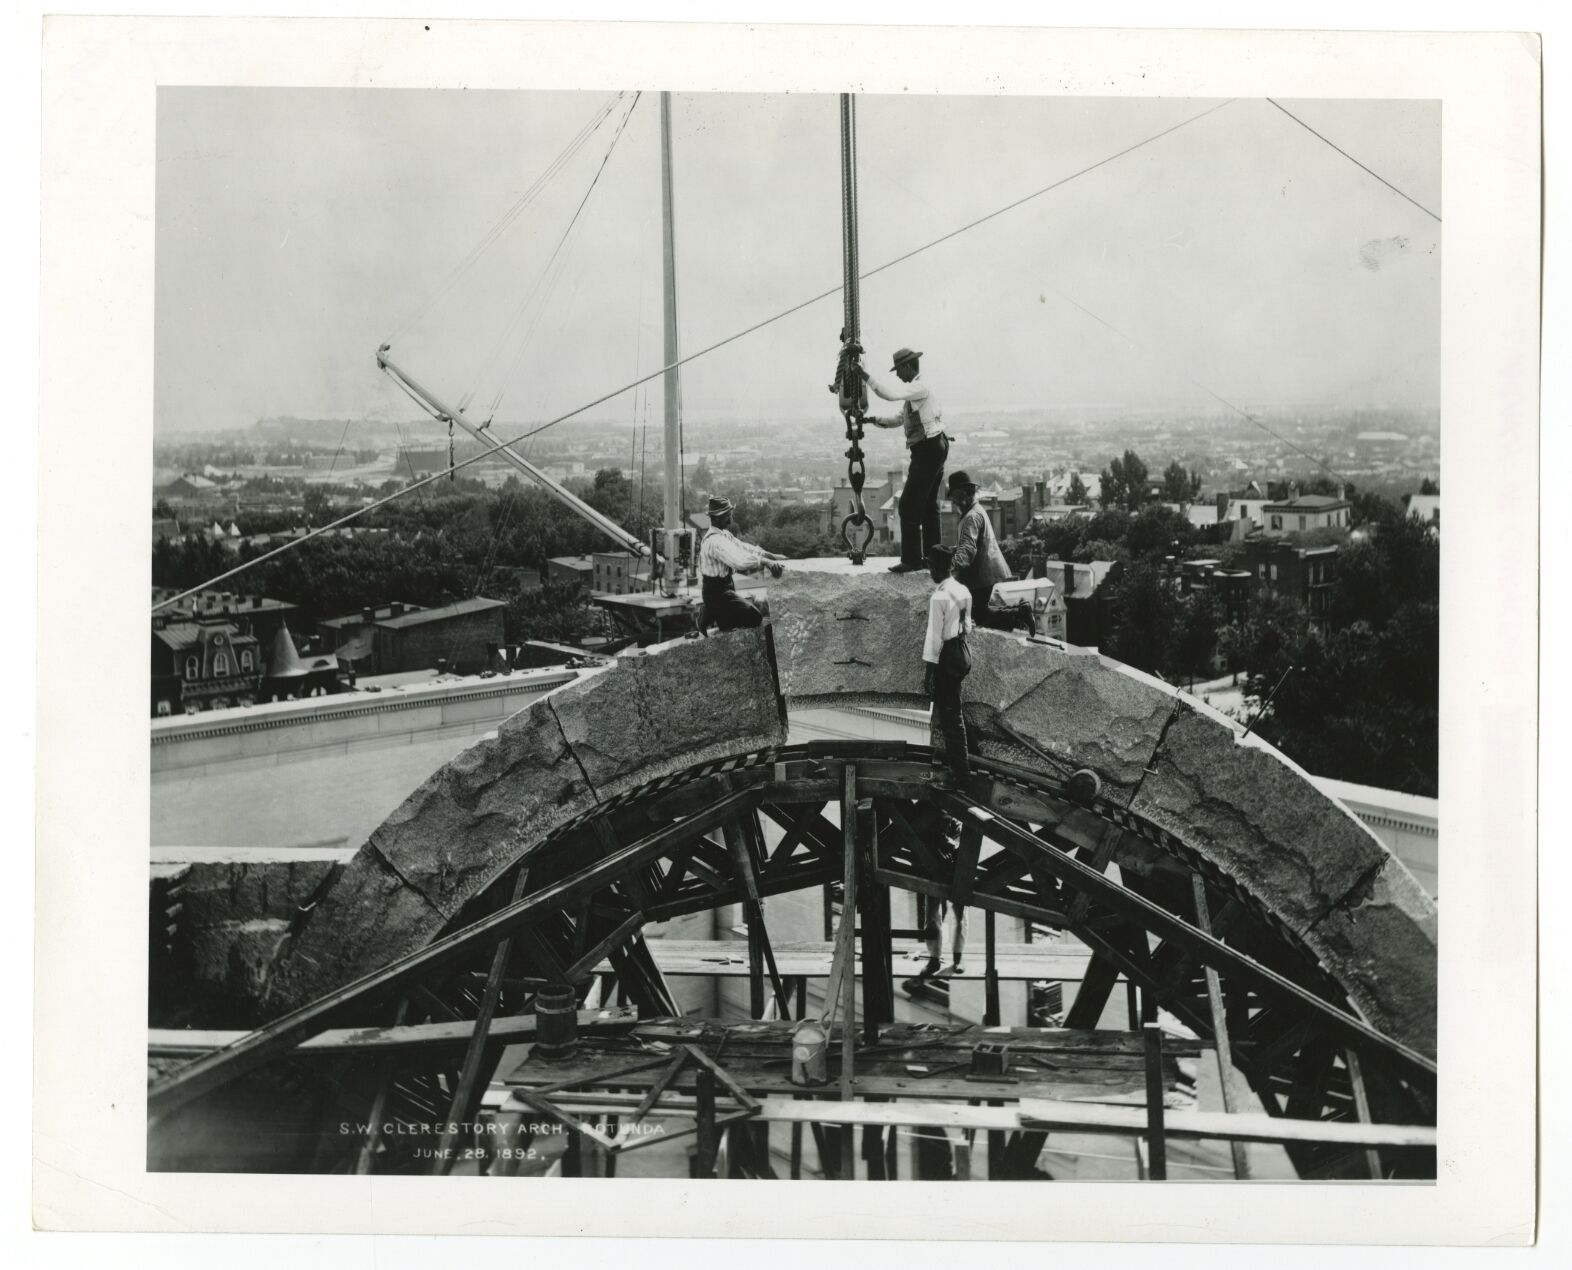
[{"xmin": 534, "ymin": 986, "xmax": 578, "ymax": 1059}]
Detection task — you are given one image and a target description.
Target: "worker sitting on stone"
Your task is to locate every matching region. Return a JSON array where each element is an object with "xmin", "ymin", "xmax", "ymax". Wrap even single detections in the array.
[
  {"xmin": 922, "ymin": 543, "xmax": 972, "ymax": 786},
  {"xmin": 696, "ymin": 495, "xmax": 784, "ymax": 631},
  {"xmin": 861, "ymin": 347, "xmax": 947, "ymax": 573},
  {"xmin": 946, "ymin": 470, "xmax": 1034, "ymax": 634}
]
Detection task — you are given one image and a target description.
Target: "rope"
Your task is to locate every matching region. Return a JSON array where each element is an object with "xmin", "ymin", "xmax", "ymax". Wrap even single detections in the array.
[
  {"xmin": 386, "ymin": 93, "xmax": 624, "ymax": 346},
  {"xmin": 1052, "ymin": 288, "xmax": 1353, "ymax": 487},
  {"xmin": 154, "ymin": 99, "xmax": 1236, "ymax": 612},
  {"xmin": 1265, "ymin": 99, "xmax": 1440, "ymax": 223},
  {"xmin": 475, "ymin": 92, "xmax": 642, "ymax": 419}
]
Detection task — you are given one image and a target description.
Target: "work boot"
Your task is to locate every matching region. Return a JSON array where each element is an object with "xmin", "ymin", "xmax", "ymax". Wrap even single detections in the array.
[{"xmin": 888, "ymin": 561, "xmax": 920, "ymax": 574}]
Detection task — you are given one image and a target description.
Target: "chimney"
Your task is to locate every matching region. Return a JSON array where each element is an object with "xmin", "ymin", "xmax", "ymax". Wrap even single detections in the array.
[
  {"xmin": 1063, "ymin": 566, "xmax": 1076, "ymax": 596},
  {"xmin": 362, "ymin": 607, "xmax": 375, "ymax": 625}
]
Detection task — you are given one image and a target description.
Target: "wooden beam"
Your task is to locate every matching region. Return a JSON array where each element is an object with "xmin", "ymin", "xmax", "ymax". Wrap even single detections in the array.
[
  {"xmin": 1192, "ymin": 874, "xmax": 1251, "ymax": 1180},
  {"xmin": 433, "ymin": 865, "xmax": 531, "ymax": 1174},
  {"xmin": 1143, "ymin": 1022, "xmax": 1168, "ymax": 1180},
  {"xmin": 836, "ymin": 764, "xmax": 860, "ymax": 1178},
  {"xmin": 1064, "ymin": 952, "xmax": 1122, "ymax": 1029},
  {"xmin": 354, "ymin": 997, "xmax": 407, "ymax": 1174},
  {"xmin": 1344, "ymin": 1049, "xmax": 1385, "ymax": 1181},
  {"xmin": 562, "ymin": 910, "xmax": 646, "ymax": 984},
  {"xmin": 939, "ymin": 794, "xmax": 1436, "ymax": 1078},
  {"xmin": 149, "ymin": 786, "xmax": 760, "ymax": 1120}
]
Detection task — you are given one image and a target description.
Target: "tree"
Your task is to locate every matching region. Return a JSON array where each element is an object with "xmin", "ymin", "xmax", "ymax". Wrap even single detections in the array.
[
  {"xmin": 1098, "ymin": 450, "xmax": 1150, "ymax": 512},
  {"xmin": 1065, "ymin": 472, "xmax": 1090, "ymax": 506},
  {"xmin": 1161, "ymin": 460, "xmax": 1202, "ymax": 504},
  {"xmin": 1102, "ymin": 558, "xmax": 1180, "ymax": 676},
  {"xmin": 153, "ymin": 498, "xmax": 177, "ymax": 520},
  {"xmin": 1125, "ymin": 505, "xmax": 1196, "ymax": 559},
  {"xmin": 690, "ymin": 458, "xmax": 715, "ymax": 492},
  {"xmin": 1419, "ymin": 477, "xmax": 1439, "ymax": 495}
]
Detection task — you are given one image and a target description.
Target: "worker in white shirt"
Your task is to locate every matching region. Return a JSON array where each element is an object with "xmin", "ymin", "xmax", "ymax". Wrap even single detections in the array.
[
  {"xmin": 696, "ymin": 495, "xmax": 784, "ymax": 631},
  {"xmin": 862, "ymin": 347, "xmax": 947, "ymax": 573},
  {"xmin": 922, "ymin": 543, "xmax": 972, "ymax": 785}
]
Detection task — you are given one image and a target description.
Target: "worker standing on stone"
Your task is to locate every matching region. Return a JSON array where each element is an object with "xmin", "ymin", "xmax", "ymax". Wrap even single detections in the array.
[
  {"xmin": 946, "ymin": 470, "xmax": 1033, "ymax": 633},
  {"xmin": 697, "ymin": 495, "xmax": 784, "ymax": 631},
  {"xmin": 922, "ymin": 543, "xmax": 972, "ymax": 785},
  {"xmin": 862, "ymin": 347, "xmax": 947, "ymax": 573}
]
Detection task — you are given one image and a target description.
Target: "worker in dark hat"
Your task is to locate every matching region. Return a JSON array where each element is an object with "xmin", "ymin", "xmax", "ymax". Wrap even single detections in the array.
[
  {"xmin": 861, "ymin": 347, "xmax": 947, "ymax": 573},
  {"xmin": 946, "ymin": 470, "xmax": 1032, "ymax": 633},
  {"xmin": 695, "ymin": 494, "xmax": 784, "ymax": 631}
]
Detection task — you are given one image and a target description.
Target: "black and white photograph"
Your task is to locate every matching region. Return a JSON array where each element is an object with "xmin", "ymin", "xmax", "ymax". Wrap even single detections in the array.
[{"xmin": 32, "ymin": 14, "xmax": 1542, "ymax": 1246}]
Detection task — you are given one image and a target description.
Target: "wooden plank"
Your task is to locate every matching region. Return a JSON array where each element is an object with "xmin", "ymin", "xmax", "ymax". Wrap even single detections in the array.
[
  {"xmin": 1192, "ymin": 874, "xmax": 1251, "ymax": 1180},
  {"xmin": 563, "ymin": 910, "xmax": 646, "ymax": 983},
  {"xmin": 353, "ymin": 997, "xmax": 408, "ymax": 1174},
  {"xmin": 148, "ymin": 786, "xmax": 762, "ymax": 1120},
  {"xmin": 1345, "ymin": 1049, "xmax": 1385, "ymax": 1180},
  {"xmin": 984, "ymin": 909, "xmax": 1001, "ymax": 1027},
  {"xmin": 1143, "ymin": 1023, "xmax": 1168, "ymax": 1180},
  {"xmin": 1018, "ymin": 1100, "xmax": 1436, "ymax": 1149},
  {"xmin": 148, "ymin": 1007, "xmax": 639, "ymax": 1059},
  {"xmin": 837, "ymin": 766, "xmax": 860, "ymax": 1120},
  {"xmin": 875, "ymin": 868, "xmax": 1075, "ymax": 939}
]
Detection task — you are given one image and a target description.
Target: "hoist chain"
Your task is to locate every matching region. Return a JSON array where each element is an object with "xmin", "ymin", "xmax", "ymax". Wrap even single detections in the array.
[{"xmin": 831, "ymin": 93, "xmax": 875, "ymax": 566}]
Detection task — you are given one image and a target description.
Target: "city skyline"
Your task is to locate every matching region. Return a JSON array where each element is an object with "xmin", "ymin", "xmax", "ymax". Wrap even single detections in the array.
[{"xmin": 156, "ymin": 90, "xmax": 1440, "ymax": 437}]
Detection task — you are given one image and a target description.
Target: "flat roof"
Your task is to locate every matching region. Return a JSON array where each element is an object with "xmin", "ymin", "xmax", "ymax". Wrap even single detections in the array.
[{"xmin": 374, "ymin": 597, "xmax": 506, "ymax": 629}]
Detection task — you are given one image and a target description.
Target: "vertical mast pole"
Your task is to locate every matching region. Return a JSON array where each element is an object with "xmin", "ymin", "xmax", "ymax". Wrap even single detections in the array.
[{"xmin": 659, "ymin": 92, "xmax": 683, "ymax": 595}]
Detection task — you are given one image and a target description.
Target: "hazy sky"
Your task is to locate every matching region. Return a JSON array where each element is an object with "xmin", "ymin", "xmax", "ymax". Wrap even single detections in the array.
[{"xmin": 155, "ymin": 89, "xmax": 1440, "ymax": 436}]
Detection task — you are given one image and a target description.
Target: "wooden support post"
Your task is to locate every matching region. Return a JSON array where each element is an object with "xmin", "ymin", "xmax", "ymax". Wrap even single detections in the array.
[
  {"xmin": 987, "ymin": 1099, "xmax": 1007, "ymax": 1179},
  {"xmin": 1127, "ymin": 978, "xmax": 1141, "ymax": 1031},
  {"xmin": 1143, "ymin": 1022, "xmax": 1168, "ymax": 1180},
  {"xmin": 1191, "ymin": 874, "xmax": 1251, "ymax": 1180},
  {"xmin": 433, "ymin": 868, "xmax": 530, "ymax": 1174},
  {"xmin": 836, "ymin": 765, "xmax": 860, "ymax": 1108},
  {"xmin": 984, "ymin": 908, "xmax": 1001, "ymax": 1027},
  {"xmin": 354, "ymin": 997, "xmax": 408, "ymax": 1175},
  {"xmin": 1344, "ymin": 1050, "xmax": 1385, "ymax": 1181},
  {"xmin": 724, "ymin": 819, "xmax": 792, "ymax": 1019},
  {"xmin": 790, "ymin": 1110, "xmax": 804, "ymax": 1179},
  {"xmin": 855, "ymin": 799, "xmax": 892, "ymax": 1043},
  {"xmin": 794, "ymin": 975, "xmax": 808, "ymax": 1021},
  {"xmin": 1065, "ymin": 953, "xmax": 1120, "ymax": 1029},
  {"xmin": 693, "ymin": 1066, "xmax": 719, "ymax": 1178}
]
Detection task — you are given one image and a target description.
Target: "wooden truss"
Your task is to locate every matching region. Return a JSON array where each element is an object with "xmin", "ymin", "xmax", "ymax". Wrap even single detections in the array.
[{"xmin": 148, "ymin": 740, "xmax": 1437, "ymax": 1180}]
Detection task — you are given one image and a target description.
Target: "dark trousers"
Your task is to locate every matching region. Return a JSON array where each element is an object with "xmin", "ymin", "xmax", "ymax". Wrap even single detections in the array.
[
  {"xmin": 899, "ymin": 433, "xmax": 949, "ymax": 566},
  {"xmin": 702, "ymin": 574, "xmax": 763, "ymax": 631},
  {"xmin": 931, "ymin": 668, "xmax": 969, "ymax": 780}
]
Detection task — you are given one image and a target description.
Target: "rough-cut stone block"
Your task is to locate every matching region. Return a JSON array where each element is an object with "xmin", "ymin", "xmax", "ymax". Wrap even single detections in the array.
[
  {"xmin": 173, "ymin": 860, "xmax": 339, "ymax": 928},
  {"xmin": 767, "ymin": 568, "xmax": 931, "ymax": 705},
  {"xmin": 263, "ymin": 631, "xmax": 785, "ymax": 1013},
  {"xmin": 551, "ymin": 628, "xmax": 785, "ymax": 800}
]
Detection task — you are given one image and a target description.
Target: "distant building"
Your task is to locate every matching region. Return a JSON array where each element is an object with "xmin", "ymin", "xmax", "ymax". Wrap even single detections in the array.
[
  {"xmin": 370, "ymin": 597, "xmax": 507, "ymax": 675},
  {"xmin": 1404, "ymin": 493, "xmax": 1440, "ymax": 531},
  {"xmin": 319, "ymin": 602, "xmax": 427, "ymax": 671},
  {"xmin": 1260, "ymin": 494, "xmax": 1351, "ymax": 537},
  {"xmin": 152, "ymin": 517, "xmax": 182, "ymax": 545},
  {"xmin": 1215, "ymin": 481, "xmax": 1272, "ymax": 527},
  {"xmin": 263, "ymin": 624, "xmax": 346, "ymax": 701},
  {"xmin": 1032, "ymin": 504, "xmax": 1091, "ymax": 524},
  {"xmin": 151, "ymin": 587, "xmax": 298, "ymax": 653},
  {"xmin": 157, "ymin": 473, "xmax": 221, "ymax": 501},
  {"xmin": 824, "ymin": 469, "xmax": 905, "ymax": 551},
  {"xmin": 1036, "ymin": 560, "xmax": 1124, "ymax": 647},
  {"xmin": 1177, "ymin": 558, "xmax": 1253, "ymax": 626},
  {"xmin": 593, "ymin": 551, "xmax": 653, "ymax": 596},
  {"xmin": 547, "ymin": 556, "xmax": 596, "ymax": 589},
  {"xmin": 151, "ymin": 617, "xmax": 264, "ymax": 717},
  {"xmin": 1241, "ymin": 539, "xmax": 1339, "ymax": 628}
]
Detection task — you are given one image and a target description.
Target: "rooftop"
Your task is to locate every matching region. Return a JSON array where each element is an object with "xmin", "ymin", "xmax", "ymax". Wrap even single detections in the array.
[{"xmin": 373, "ymin": 596, "xmax": 506, "ymax": 630}]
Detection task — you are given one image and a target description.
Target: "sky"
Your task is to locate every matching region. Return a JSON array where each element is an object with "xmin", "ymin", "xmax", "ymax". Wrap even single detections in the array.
[{"xmin": 154, "ymin": 89, "xmax": 1440, "ymax": 436}]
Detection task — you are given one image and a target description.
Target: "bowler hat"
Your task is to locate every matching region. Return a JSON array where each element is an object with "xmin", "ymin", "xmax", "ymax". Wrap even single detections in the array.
[
  {"xmin": 706, "ymin": 495, "xmax": 734, "ymax": 519},
  {"xmin": 891, "ymin": 347, "xmax": 922, "ymax": 370},
  {"xmin": 946, "ymin": 471, "xmax": 978, "ymax": 496}
]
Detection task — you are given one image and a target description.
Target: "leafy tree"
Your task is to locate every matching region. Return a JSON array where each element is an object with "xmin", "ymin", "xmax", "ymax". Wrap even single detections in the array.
[
  {"xmin": 1098, "ymin": 449, "xmax": 1150, "ymax": 512},
  {"xmin": 1418, "ymin": 477, "xmax": 1439, "ymax": 495},
  {"xmin": 153, "ymin": 498, "xmax": 177, "ymax": 520},
  {"xmin": 1126, "ymin": 505, "xmax": 1196, "ymax": 559},
  {"xmin": 1161, "ymin": 460, "xmax": 1203, "ymax": 503},
  {"xmin": 1102, "ymin": 558, "xmax": 1179, "ymax": 676},
  {"xmin": 690, "ymin": 458, "xmax": 715, "ymax": 492},
  {"xmin": 1065, "ymin": 471, "xmax": 1090, "ymax": 506},
  {"xmin": 1172, "ymin": 590, "xmax": 1224, "ymax": 685},
  {"xmin": 1071, "ymin": 537, "xmax": 1131, "ymax": 566}
]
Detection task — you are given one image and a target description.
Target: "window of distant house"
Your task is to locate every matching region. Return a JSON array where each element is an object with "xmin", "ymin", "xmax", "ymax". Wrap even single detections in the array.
[
  {"xmin": 1299, "ymin": 516, "xmax": 1306, "ymax": 530},
  {"xmin": 1258, "ymin": 564, "xmax": 1266, "ymax": 579},
  {"xmin": 184, "ymin": 656, "xmax": 198, "ymax": 680},
  {"xmin": 1270, "ymin": 564, "xmax": 1278, "ymax": 582},
  {"xmin": 215, "ymin": 654, "xmax": 229, "ymax": 676},
  {"xmin": 241, "ymin": 651, "xmax": 253, "ymax": 671},
  {"xmin": 1271, "ymin": 515, "xmax": 1282, "ymax": 530}
]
